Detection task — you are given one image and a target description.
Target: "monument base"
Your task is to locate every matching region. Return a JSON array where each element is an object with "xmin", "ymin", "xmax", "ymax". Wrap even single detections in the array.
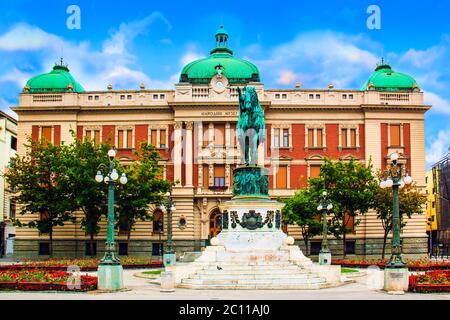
[
  {"xmin": 384, "ymin": 267, "xmax": 409, "ymax": 293},
  {"xmin": 163, "ymin": 253, "xmax": 176, "ymax": 267},
  {"xmin": 319, "ymin": 252, "xmax": 332, "ymax": 265},
  {"xmin": 97, "ymin": 264, "xmax": 123, "ymax": 291}
]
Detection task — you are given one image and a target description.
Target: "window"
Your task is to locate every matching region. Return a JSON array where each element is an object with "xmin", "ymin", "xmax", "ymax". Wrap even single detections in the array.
[
  {"xmin": 85, "ymin": 242, "xmax": 97, "ymax": 256},
  {"xmin": 85, "ymin": 130, "xmax": 100, "ymax": 145},
  {"xmin": 203, "ymin": 124, "xmax": 210, "ymax": 147},
  {"xmin": 342, "ymin": 94, "xmax": 347, "ymax": 99},
  {"xmin": 118, "ymin": 243, "xmax": 128, "ymax": 256},
  {"xmin": 341, "ymin": 128, "xmax": 357, "ymax": 148},
  {"xmin": 152, "ymin": 243, "xmax": 163, "ymax": 256},
  {"xmin": 203, "ymin": 165, "xmax": 209, "ymax": 188},
  {"xmin": 307, "ymin": 127, "xmax": 324, "ymax": 148},
  {"xmin": 283, "ymin": 129, "xmax": 289, "ymax": 147},
  {"xmin": 307, "ymin": 129, "xmax": 314, "ymax": 148},
  {"xmin": 10, "ymin": 136, "xmax": 17, "ymax": 151},
  {"xmin": 41, "ymin": 126, "xmax": 52, "ymax": 146},
  {"xmin": 345, "ymin": 241, "xmax": 356, "ymax": 255},
  {"xmin": 160, "ymin": 129, "xmax": 166, "ymax": 148},
  {"xmin": 274, "ymin": 128, "xmax": 280, "ymax": 148},
  {"xmin": 316, "ymin": 129, "xmax": 323, "ymax": 147},
  {"xmin": 150, "ymin": 129, "xmax": 157, "ymax": 146},
  {"xmin": 153, "ymin": 210, "xmax": 164, "ymax": 233},
  {"xmin": 118, "ymin": 129, "xmax": 133, "ymax": 149},
  {"xmin": 349, "ymin": 94, "xmax": 354, "ymax": 99},
  {"xmin": 230, "ymin": 123, "xmax": 237, "ymax": 146},
  {"xmin": 310, "ymin": 242, "xmax": 321, "ymax": 255},
  {"xmin": 127, "ymin": 95, "xmax": 132, "ymax": 100},
  {"xmin": 9, "ymin": 201, "xmax": 16, "ymax": 219},
  {"xmin": 94, "ymin": 95, "xmax": 99, "ymax": 100},
  {"xmin": 153, "ymin": 94, "xmax": 158, "ymax": 100},
  {"xmin": 88, "ymin": 95, "xmax": 93, "ymax": 101},
  {"xmin": 310, "ymin": 165, "xmax": 321, "ymax": 179},
  {"xmin": 276, "ymin": 166, "xmax": 288, "ymax": 189},
  {"xmin": 282, "ymin": 93, "xmax": 287, "ymax": 99},
  {"xmin": 344, "ymin": 212, "xmax": 355, "ymax": 233},
  {"xmin": 120, "ymin": 95, "xmax": 125, "ymax": 100},
  {"xmin": 213, "ymin": 165, "xmax": 225, "ymax": 187},
  {"xmin": 390, "ymin": 124, "xmax": 401, "ymax": 146},
  {"xmin": 214, "ymin": 124, "xmax": 225, "ymax": 146},
  {"xmin": 315, "ymin": 94, "xmax": 321, "ymax": 99},
  {"xmin": 275, "ymin": 93, "xmax": 280, "ymax": 99},
  {"xmin": 39, "ymin": 242, "xmax": 50, "ymax": 255},
  {"xmin": 160, "ymin": 94, "xmax": 165, "ymax": 99}
]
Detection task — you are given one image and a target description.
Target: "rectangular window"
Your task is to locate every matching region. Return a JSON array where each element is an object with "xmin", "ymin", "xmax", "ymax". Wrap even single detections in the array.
[
  {"xmin": 203, "ymin": 165, "xmax": 209, "ymax": 188},
  {"xmin": 275, "ymin": 93, "xmax": 280, "ymax": 99},
  {"xmin": 152, "ymin": 243, "xmax": 163, "ymax": 256},
  {"xmin": 160, "ymin": 129, "xmax": 166, "ymax": 148},
  {"xmin": 86, "ymin": 130, "xmax": 100, "ymax": 145},
  {"xmin": 118, "ymin": 130, "xmax": 124, "ymax": 148},
  {"xmin": 230, "ymin": 123, "xmax": 236, "ymax": 146},
  {"xmin": 203, "ymin": 124, "xmax": 210, "ymax": 147},
  {"xmin": 315, "ymin": 94, "xmax": 321, "ymax": 99},
  {"xmin": 341, "ymin": 128, "xmax": 347, "ymax": 147},
  {"xmin": 281, "ymin": 93, "xmax": 287, "ymax": 99},
  {"xmin": 160, "ymin": 94, "xmax": 165, "ymax": 99},
  {"xmin": 118, "ymin": 243, "xmax": 128, "ymax": 256},
  {"xmin": 41, "ymin": 126, "xmax": 52, "ymax": 146},
  {"xmin": 273, "ymin": 128, "xmax": 280, "ymax": 148},
  {"xmin": 310, "ymin": 242, "xmax": 321, "ymax": 255},
  {"xmin": 214, "ymin": 124, "xmax": 225, "ymax": 146},
  {"xmin": 153, "ymin": 94, "xmax": 158, "ymax": 100},
  {"xmin": 10, "ymin": 136, "xmax": 17, "ymax": 151},
  {"xmin": 310, "ymin": 165, "xmax": 321, "ymax": 179},
  {"xmin": 316, "ymin": 129, "xmax": 323, "ymax": 147},
  {"xmin": 94, "ymin": 95, "xmax": 99, "ymax": 100},
  {"xmin": 349, "ymin": 129, "xmax": 356, "ymax": 147},
  {"xmin": 150, "ymin": 130, "xmax": 157, "ymax": 146},
  {"xmin": 85, "ymin": 242, "xmax": 97, "ymax": 256},
  {"xmin": 153, "ymin": 210, "xmax": 164, "ymax": 233},
  {"xmin": 88, "ymin": 95, "xmax": 93, "ymax": 101},
  {"xmin": 39, "ymin": 242, "xmax": 50, "ymax": 255},
  {"xmin": 127, "ymin": 95, "xmax": 132, "ymax": 100},
  {"xmin": 283, "ymin": 129, "xmax": 289, "ymax": 147},
  {"xmin": 345, "ymin": 241, "xmax": 356, "ymax": 255},
  {"xmin": 344, "ymin": 212, "xmax": 355, "ymax": 232},
  {"xmin": 308, "ymin": 129, "xmax": 314, "ymax": 148},
  {"xmin": 214, "ymin": 165, "xmax": 225, "ymax": 187},
  {"xmin": 276, "ymin": 166, "xmax": 287, "ymax": 189},
  {"xmin": 120, "ymin": 95, "xmax": 125, "ymax": 100},
  {"xmin": 342, "ymin": 94, "xmax": 347, "ymax": 99},
  {"xmin": 349, "ymin": 94, "xmax": 354, "ymax": 99},
  {"xmin": 309, "ymin": 94, "xmax": 314, "ymax": 99},
  {"xmin": 9, "ymin": 201, "xmax": 16, "ymax": 219},
  {"xmin": 390, "ymin": 124, "xmax": 401, "ymax": 146}
]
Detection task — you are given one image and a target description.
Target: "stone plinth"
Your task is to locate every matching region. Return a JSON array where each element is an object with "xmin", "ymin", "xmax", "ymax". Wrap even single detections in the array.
[
  {"xmin": 384, "ymin": 268, "xmax": 409, "ymax": 293},
  {"xmin": 98, "ymin": 264, "xmax": 123, "ymax": 291}
]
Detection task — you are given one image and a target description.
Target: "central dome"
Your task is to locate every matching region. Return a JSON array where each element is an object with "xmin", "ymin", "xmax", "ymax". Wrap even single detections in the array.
[{"xmin": 179, "ymin": 25, "xmax": 260, "ymax": 85}]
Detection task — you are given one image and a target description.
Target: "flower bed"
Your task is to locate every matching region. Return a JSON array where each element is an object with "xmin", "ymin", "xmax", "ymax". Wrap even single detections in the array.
[
  {"xmin": 409, "ymin": 270, "xmax": 450, "ymax": 293},
  {"xmin": 332, "ymin": 258, "xmax": 450, "ymax": 271},
  {"xmin": 0, "ymin": 257, "xmax": 163, "ymax": 272},
  {"xmin": 0, "ymin": 269, "xmax": 97, "ymax": 291}
]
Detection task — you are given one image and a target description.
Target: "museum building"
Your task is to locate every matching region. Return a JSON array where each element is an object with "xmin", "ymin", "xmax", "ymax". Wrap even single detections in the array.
[{"xmin": 11, "ymin": 26, "xmax": 430, "ymax": 258}]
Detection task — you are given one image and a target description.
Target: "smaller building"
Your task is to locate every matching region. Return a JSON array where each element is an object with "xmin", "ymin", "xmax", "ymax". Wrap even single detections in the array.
[
  {"xmin": 0, "ymin": 111, "xmax": 17, "ymax": 257},
  {"xmin": 426, "ymin": 170, "xmax": 438, "ymax": 252}
]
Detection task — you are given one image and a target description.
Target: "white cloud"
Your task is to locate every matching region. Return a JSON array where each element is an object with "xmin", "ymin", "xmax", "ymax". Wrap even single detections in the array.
[
  {"xmin": 0, "ymin": 23, "xmax": 61, "ymax": 51},
  {"xmin": 424, "ymin": 91, "xmax": 450, "ymax": 116},
  {"xmin": 250, "ymin": 30, "xmax": 379, "ymax": 88},
  {"xmin": 427, "ymin": 129, "xmax": 450, "ymax": 166},
  {"xmin": 277, "ymin": 70, "xmax": 298, "ymax": 85}
]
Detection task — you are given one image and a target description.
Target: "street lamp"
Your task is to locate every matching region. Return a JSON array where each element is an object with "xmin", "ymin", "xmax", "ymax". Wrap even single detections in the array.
[
  {"xmin": 162, "ymin": 191, "xmax": 176, "ymax": 267},
  {"xmin": 317, "ymin": 191, "xmax": 333, "ymax": 265},
  {"xmin": 379, "ymin": 152, "xmax": 413, "ymax": 268},
  {"xmin": 95, "ymin": 148, "xmax": 128, "ymax": 291}
]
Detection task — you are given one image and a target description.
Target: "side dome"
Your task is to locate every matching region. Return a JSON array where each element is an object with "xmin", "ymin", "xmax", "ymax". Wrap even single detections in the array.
[
  {"xmin": 179, "ymin": 25, "xmax": 260, "ymax": 85},
  {"xmin": 24, "ymin": 59, "xmax": 85, "ymax": 93},
  {"xmin": 361, "ymin": 60, "xmax": 419, "ymax": 92}
]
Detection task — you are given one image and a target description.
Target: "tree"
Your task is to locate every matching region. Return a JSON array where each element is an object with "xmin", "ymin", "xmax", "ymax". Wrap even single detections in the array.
[
  {"xmin": 67, "ymin": 133, "xmax": 112, "ymax": 257},
  {"xmin": 309, "ymin": 158, "xmax": 377, "ymax": 257},
  {"xmin": 4, "ymin": 137, "xmax": 78, "ymax": 256},
  {"xmin": 282, "ymin": 188, "xmax": 322, "ymax": 256},
  {"xmin": 115, "ymin": 142, "xmax": 171, "ymax": 249},
  {"xmin": 372, "ymin": 182, "xmax": 426, "ymax": 259}
]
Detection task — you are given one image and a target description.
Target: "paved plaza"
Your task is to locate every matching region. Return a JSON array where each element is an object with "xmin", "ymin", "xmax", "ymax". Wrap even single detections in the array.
[{"xmin": 0, "ymin": 269, "xmax": 449, "ymax": 300}]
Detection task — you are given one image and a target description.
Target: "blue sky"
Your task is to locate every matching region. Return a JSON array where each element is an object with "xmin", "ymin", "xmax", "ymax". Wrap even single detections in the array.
[{"xmin": 0, "ymin": 0, "xmax": 449, "ymax": 167}]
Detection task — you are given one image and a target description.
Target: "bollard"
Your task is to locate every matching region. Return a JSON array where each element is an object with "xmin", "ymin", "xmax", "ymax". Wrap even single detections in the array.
[{"xmin": 160, "ymin": 271, "xmax": 175, "ymax": 292}]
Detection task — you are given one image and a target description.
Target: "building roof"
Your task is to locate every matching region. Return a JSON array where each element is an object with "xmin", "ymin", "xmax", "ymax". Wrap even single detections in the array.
[
  {"xmin": 24, "ymin": 58, "xmax": 85, "ymax": 93},
  {"xmin": 0, "ymin": 110, "xmax": 17, "ymax": 125},
  {"xmin": 179, "ymin": 25, "xmax": 260, "ymax": 84},
  {"xmin": 361, "ymin": 59, "xmax": 419, "ymax": 91}
]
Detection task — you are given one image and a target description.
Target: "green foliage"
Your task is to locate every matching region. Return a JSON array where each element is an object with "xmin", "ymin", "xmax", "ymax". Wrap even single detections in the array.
[
  {"xmin": 115, "ymin": 142, "xmax": 171, "ymax": 241},
  {"xmin": 282, "ymin": 188, "xmax": 322, "ymax": 256},
  {"xmin": 66, "ymin": 131, "xmax": 112, "ymax": 250},
  {"xmin": 4, "ymin": 137, "xmax": 78, "ymax": 255},
  {"xmin": 308, "ymin": 158, "xmax": 378, "ymax": 256}
]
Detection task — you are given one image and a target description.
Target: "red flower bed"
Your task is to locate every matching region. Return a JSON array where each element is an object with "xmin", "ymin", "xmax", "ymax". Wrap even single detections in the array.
[
  {"xmin": 0, "ymin": 269, "xmax": 97, "ymax": 291},
  {"xmin": 0, "ymin": 257, "xmax": 163, "ymax": 272},
  {"xmin": 332, "ymin": 258, "xmax": 450, "ymax": 271},
  {"xmin": 409, "ymin": 270, "xmax": 450, "ymax": 293}
]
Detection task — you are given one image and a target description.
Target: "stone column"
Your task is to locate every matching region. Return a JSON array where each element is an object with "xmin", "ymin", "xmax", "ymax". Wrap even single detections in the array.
[
  {"xmin": 173, "ymin": 121, "xmax": 183, "ymax": 186},
  {"xmin": 185, "ymin": 121, "xmax": 193, "ymax": 187}
]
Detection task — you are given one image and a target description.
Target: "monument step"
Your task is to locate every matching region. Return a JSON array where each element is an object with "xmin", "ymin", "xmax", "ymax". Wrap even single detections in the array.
[
  {"xmin": 189, "ymin": 273, "xmax": 315, "ymax": 280},
  {"xmin": 197, "ymin": 269, "xmax": 308, "ymax": 275},
  {"xmin": 180, "ymin": 278, "xmax": 325, "ymax": 286},
  {"xmin": 177, "ymin": 283, "xmax": 325, "ymax": 290},
  {"xmin": 199, "ymin": 264, "xmax": 301, "ymax": 270}
]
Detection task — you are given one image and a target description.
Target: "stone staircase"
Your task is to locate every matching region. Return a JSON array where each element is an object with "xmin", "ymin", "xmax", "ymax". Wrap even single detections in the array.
[{"xmin": 176, "ymin": 249, "xmax": 334, "ymax": 290}]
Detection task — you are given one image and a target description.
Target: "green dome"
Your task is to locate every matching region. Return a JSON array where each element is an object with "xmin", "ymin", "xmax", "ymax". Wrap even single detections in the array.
[
  {"xmin": 179, "ymin": 26, "xmax": 260, "ymax": 84},
  {"xmin": 361, "ymin": 61, "xmax": 419, "ymax": 91},
  {"xmin": 24, "ymin": 60, "xmax": 85, "ymax": 93}
]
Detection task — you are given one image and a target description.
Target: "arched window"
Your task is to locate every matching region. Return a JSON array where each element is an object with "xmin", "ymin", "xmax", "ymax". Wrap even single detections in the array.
[
  {"xmin": 153, "ymin": 209, "xmax": 164, "ymax": 233},
  {"xmin": 209, "ymin": 208, "xmax": 222, "ymax": 238}
]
